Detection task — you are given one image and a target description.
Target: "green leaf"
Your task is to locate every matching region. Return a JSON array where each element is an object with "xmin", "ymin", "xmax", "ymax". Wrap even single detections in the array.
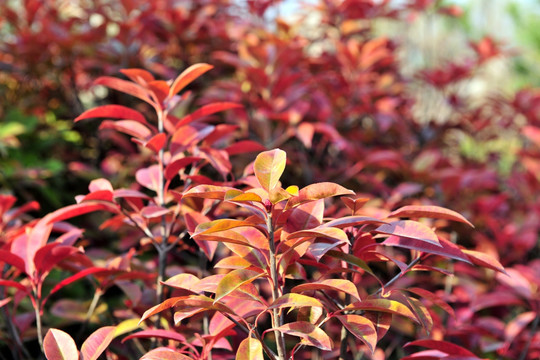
[
  {"xmin": 215, "ymin": 269, "xmax": 265, "ymax": 303},
  {"xmin": 253, "ymin": 149, "xmax": 287, "ymax": 191},
  {"xmin": 236, "ymin": 337, "xmax": 264, "ymax": 360}
]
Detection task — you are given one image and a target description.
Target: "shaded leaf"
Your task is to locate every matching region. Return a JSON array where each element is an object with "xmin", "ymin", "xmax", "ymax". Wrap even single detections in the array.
[
  {"xmin": 45, "ymin": 201, "xmax": 118, "ymax": 224},
  {"xmin": 165, "ymin": 156, "xmax": 202, "ymax": 180},
  {"xmin": 225, "ymin": 140, "xmax": 266, "ymax": 155},
  {"xmin": 0, "ymin": 250, "xmax": 25, "ymax": 273},
  {"xmin": 322, "ymin": 216, "xmax": 387, "ymax": 228},
  {"xmin": 43, "ymin": 329, "xmax": 78, "ymax": 360},
  {"xmin": 80, "ymin": 326, "xmax": 116, "ymax": 360},
  {"xmin": 99, "ymin": 120, "xmax": 152, "ymax": 140}
]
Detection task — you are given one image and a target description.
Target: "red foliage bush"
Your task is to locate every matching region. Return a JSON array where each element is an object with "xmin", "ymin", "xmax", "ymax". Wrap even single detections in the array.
[{"xmin": 0, "ymin": 1, "xmax": 539, "ymax": 359}]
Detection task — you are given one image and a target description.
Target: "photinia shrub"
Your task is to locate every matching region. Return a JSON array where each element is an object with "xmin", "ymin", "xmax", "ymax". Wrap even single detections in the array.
[{"xmin": 0, "ymin": 64, "xmax": 510, "ymax": 360}]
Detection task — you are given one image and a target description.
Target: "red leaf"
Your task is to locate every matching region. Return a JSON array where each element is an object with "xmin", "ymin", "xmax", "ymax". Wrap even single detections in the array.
[
  {"xmin": 43, "ymin": 328, "xmax": 79, "ymax": 360},
  {"xmin": 462, "ymin": 249, "xmax": 506, "ymax": 274},
  {"xmin": 139, "ymin": 297, "xmax": 186, "ymax": 324},
  {"xmin": 122, "ymin": 329, "xmax": 187, "ymax": 344},
  {"xmin": 119, "ymin": 68, "xmax": 154, "ymax": 83},
  {"xmin": 165, "ymin": 156, "xmax": 202, "ymax": 180},
  {"xmin": 404, "ymin": 339, "xmax": 479, "ymax": 358},
  {"xmin": 135, "ymin": 165, "xmax": 161, "ymax": 192},
  {"xmin": 225, "ymin": 140, "xmax": 266, "ymax": 155},
  {"xmin": 169, "ymin": 63, "xmax": 214, "ymax": 97},
  {"xmin": 0, "ymin": 250, "xmax": 26, "ymax": 273},
  {"xmin": 144, "ymin": 133, "xmax": 167, "ymax": 153},
  {"xmin": 80, "ymin": 326, "xmax": 116, "ymax": 360},
  {"xmin": 140, "ymin": 205, "xmax": 171, "ymax": 219},
  {"xmin": 388, "ymin": 205, "xmax": 474, "ymax": 227},
  {"xmin": 140, "ymin": 348, "xmax": 192, "ymax": 360},
  {"xmin": 175, "ymin": 102, "xmax": 243, "ymax": 128},
  {"xmin": 0, "ymin": 279, "xmax": 28, "ymax": 292},
  {"xmin": 94, "ymin": 76, "xmax": 154, "ymax": 105},
  {"xmin": 287, "ymin": 227, "xmax": 349, "ymax": 243},
  {"xmin": 383, "ymin": 235, "xmax": 471, "ymax": 263},
  {"xmin": 335, "ymin": 314, "xmax": 377, "ymax": 354},
  {"xmin": 274, "ymin": 321, "xmax": 333, "ymax": 351},
  {"xmin": 46, "ymin": 267, "xmax": 110, "ymax": 299},
  {"xmin": 375, "ymin": 220, "xmax": 441, "ymax": 246},
  {"xmin": 286, "ymin": 182, "xmax": 354, "ymax": 209},
  {"xmin": 45, "ymin": 201, "xmax": 119, "ymax": 224},
  {"xmin": 292, "ymin": 279, "xmax": 360, "ymax": 302},
  {"xmin": 34, "ymin": 244, "xmax": 80, "ymax": 276},
  {"xmin": 322, "ymin": 216, "xmax": 387, "ymax": 228},
  {"xmin": 99, "ymin": 120, "xmax": 153, "ymax": 140},
  {"xmin": 74, "ymin": 105, "xmax": 147, "ymax": 124}
]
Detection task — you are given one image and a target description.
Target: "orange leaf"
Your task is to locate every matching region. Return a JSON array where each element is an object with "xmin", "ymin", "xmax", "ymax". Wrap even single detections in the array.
[
  {"xmin": 253, "ymin": 149, "xmax": 286, "ymax": 192},
  {"xmin": 169, "ymin": 63, "xmax": 214, "ymax": 97}
]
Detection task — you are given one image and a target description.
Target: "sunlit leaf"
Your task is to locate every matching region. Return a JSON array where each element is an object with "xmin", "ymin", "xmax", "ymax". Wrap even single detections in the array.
[
  {"xmin": 43, "ymin": 329, "xmax": 78, "ymax": 360},
  {"xmin": 462, "ymin": 249, "xmax": 506, "ymax": 274},
  {"xmin": 287, "ymin": 227, "xmax": 349, "ymax": 243},
  {"xmin": 388, "ymin": 205, "xmax": 474, "ymax": 227},
  {"xmin": 335, "ymin": 314, "xmax": 377, "ymax": 354},
  {"xmin": 80, "ymin": 326, "xmax": 116, "ymax": 360},
  {"xmin": 236, "ymin": 337, "xmax": 264, "ymax": 360},
  {"xmin": 253, "ymin": 149, "xmax": 286, "ymax": 191},
  {"xmin": 176, "ymin": 102, "xmax": 243, "ymax": 128},
  {"xmin": 215, "ymin": 269, "xmax": 265, "ymax": 302},
  {"xmin": 169, "ymin": 63, "xmax": 214, "ymax": 97},
  {"xmin": 274, "ymin": 321, "xmax": 332, "ymax": 351},
  {"xmin": 286, "ymin": 183, "xmax": 354, "ymax": 209},
  {"xmin": 122, "ymin": 329, "xmax": 187, "ymax": 344},
  {"xmin": 140, "ymin": 348, "xmax": 192, "ymax": 360},
  {"xmin": 292, "ymin": 279, "xmax": 360, "ymax": 302},
  {"xmin": 74, "ymin": 105, "xmax": 148, "ymax": 125},
  {"xmin": 183, "ymin": 185, "xmax": 237, "ymax": 199},
  {"xmin": 374, "ymin": 220, "xmax": 440, "ymax": 246},
  {"xmin": 343, "ymin": 298, "xmax": 419, "ymax": 324},
  {"xmin": 268, "ymin": 293, "xmax": 323, "ymax": 310}
]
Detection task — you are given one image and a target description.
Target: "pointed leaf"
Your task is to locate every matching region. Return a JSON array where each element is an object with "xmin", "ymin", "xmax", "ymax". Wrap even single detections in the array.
[
  {"xmin": 287, "ymin": 227, "xmax": 349, "ymax": 243},
  {"xmin": 253, "ymin": 149, "xmax": 286, "ymax": 191},
  {"xmin": 335, "ymin": 315, "xmax": 377, "ymax": 354},
  {"xmin": 268, "ymin": 293, "xmax": 323, "ymax": 310},
  {"xmin": 74, "ymin": 105, "xmax": 147, "ymax": 124},
  {"xmin": 375, "ymin": 220, "xmax": 440, "ymax": 246},
  {"xmin": 404, "ymin": 288, "xmax": 455, "ymax": 318},
  {"xmin": 462, "ymin": 249, "xmax": 506, "ymax": 274},
  {"xmin": 236, "ymin": 337, "xmax": 264, "ymax": 360},
  {"xmin": 43, "ymin": 329, "xmax": 78, "ymax": 360},
  {"xmin": 80, "ymin": 326, "xmax": 116, "ymax": 360},
  {"xmin": 0, "ymin": 279, "xmax": 27, "ymax": 292},
  {"xmin": 389, "ymin": 205, "xmax": 474, "ymax": 227},
  {"xmin": 165, "ymin": 156, "xmax": 202, "ymax": 180},
  {"xmin": 45, "ymin": 201, "xmax": 118, "ymax": 225},
  {"xmin": 162, "ymin": 273, "xmax": 201, "ymax": 293},
  {"xmin": 139, "ymin": 297, "xmax": 186, "ymax": 324},
  {"xmin": 275, "ymin": 321, "xmax": 332, "ymax": 351},
  {"xmin": 120, "ymin": 68, "xmax": 154, "ymax": 83},
  {"xmin": 0, "ymin": 250, "xmax": 25, "ymax": 273},
  {"xmin": 404, "ymin": 339, "xmax": 478, "ymax": 357},
  {"xmin": 286, "ymin": 183, "xmax": 355, "ymax": 209},
  {"xmin": 215, "ymin": 269, "xmax": 265, "ymax": 302},
  {"xmin": 383, "ymin": 235, "xmax": 471, "ymax": 263},
  {"xmin": 183, "ymin": 185, "xmax": 237, "ymax": 199},
  {"xmin": 175, "ymin": 102, "xmax": 243, "ymax": 128},
  {"xmin": 343, "ymin": 299, "xmax": 420, "ymax": 324},
  {"xmin": 225, "ymin": 140, "xmax": 266, "ymax": 155},
  {"xmin": 169, "ymin": 63, "xmax": 213, "ymax": 97},
  {"xmin": 322, "ymin": 216, "xmax": 387, "ymax": 228},
  {"xmin": 94, "ymin": 76, "xmax": 153, "ymax": 104},
  {"xmin": 141, "ymin": 348, "xmax": 192, "ymax": 360},
  {"xmin": 99, "ymin": 120, "xmax": 152, "ymax": 140},
  {"xmin": 122, "ymin": 329, "xmax": 186, "ymax": 344},
  {"xmin": 292, "ymin": 279, "xmax": 360, "ymax": 302}
]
